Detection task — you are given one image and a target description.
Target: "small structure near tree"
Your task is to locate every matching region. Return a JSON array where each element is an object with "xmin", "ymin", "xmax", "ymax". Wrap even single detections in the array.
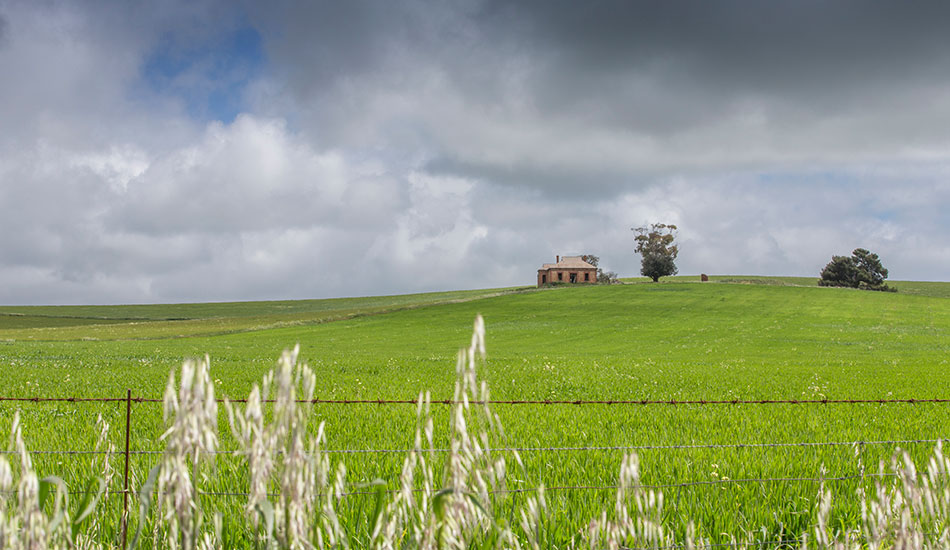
[{"xmin": 537, "ymin": 255, "xmax": 598, "ymax": 287}]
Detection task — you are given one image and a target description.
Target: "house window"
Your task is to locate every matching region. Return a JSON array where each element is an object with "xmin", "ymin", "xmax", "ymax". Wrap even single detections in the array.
[
  {"xmin": 557, "ymin": 272, "xmax": 562, "ymax": 281},
  {"xmin": 584, "ymin": 272, "xmax": 590, "ymax": 281}
]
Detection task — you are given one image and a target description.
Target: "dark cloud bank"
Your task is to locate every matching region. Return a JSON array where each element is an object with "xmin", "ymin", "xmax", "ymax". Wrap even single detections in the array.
[{"xmin": 1, "ymin": 1, "xmax": 949, "ymax": 304}]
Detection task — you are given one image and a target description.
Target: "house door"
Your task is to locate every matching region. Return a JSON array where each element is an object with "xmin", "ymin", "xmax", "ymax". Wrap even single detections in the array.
[
  {"xmin": 570, "ymin": 273, "xmax": 577, "ymax": 283},
  {"xmin": 542, "ymin": 274, "xmax": 546, "ymax": 283}
]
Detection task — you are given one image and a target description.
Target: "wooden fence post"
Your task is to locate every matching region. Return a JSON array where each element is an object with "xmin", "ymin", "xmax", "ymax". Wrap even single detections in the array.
[{"xmin": 121, "ymin": 388, "xmax": 132, "ymax": 549}]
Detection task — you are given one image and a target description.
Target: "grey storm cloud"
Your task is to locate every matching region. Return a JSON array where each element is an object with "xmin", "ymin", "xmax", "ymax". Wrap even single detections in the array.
[
  {"xmin": 1, "ymin": 0, "xmax": 949, "ymax": 305},
  {"xmin": 483, "ymin": 2, "xmax": 950, "ymax": 98},
  {"xmin": 247, "ymin": 1, "xmax": 950, "ymax": 195}
]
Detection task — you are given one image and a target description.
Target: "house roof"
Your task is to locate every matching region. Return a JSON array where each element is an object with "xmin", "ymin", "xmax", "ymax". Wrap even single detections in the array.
[{"xmin": 539, "ymin": 256, "xmax": 596, "ymax": 270}]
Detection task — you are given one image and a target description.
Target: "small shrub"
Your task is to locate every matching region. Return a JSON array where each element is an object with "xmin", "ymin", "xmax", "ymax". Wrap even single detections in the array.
[{"xmin": 597, "ymin": 270, "xmax": 619, "ymax": 284}]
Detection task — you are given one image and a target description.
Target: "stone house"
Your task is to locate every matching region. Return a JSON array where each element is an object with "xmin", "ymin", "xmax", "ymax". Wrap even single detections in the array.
[{"xmin": 537, "ymin": 255, "xmax": 598, "ymax": 286}]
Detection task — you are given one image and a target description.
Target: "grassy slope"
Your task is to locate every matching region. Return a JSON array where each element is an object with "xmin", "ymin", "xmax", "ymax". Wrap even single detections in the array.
[
  {"xmin": 1, "ymin": 277, "xmax": 949, "ymax": 543},
  {"xmin": 0, "ymin": 285, "xmax": 531, "ymax": 339},
  {"xmin": 621, "ymin": 274, "xmax": 950, "ymax": 296},
  {"xmin": 3, "ymin": 275, "xmax": 944, "ymax": 339},
  {"xmin": 3, "ymin": 278, "xmax": 948, "ymax": 398},
  {"xmin": 667, "ymin": 274, "xmax": 950, "ymax": 298}
]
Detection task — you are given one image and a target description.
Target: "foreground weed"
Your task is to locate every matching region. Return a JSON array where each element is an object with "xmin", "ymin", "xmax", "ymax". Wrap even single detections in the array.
[
  {"xmin": 0, "ymin": 413, "xmax": 113, "ymax": 549},
  {"xmin": 148, "ymin": 355, "xmax": 219, "ymax": 550},
  {"xmin": 584, "ymin": 454, "xmax": 673, "ymax": 550},
  {"xmin": 225, "ymin": 345, "xmax": 345, "ymax": 549},
  {"xmin": 368, "ymin": 315, "xmax": 542, "ymax": 550},
  {"xmin": 11, "ymin": 314, "xmax": 950, "ymax": 548},
  {"xmin": 805, "ymin": 442, "xmax": 950, "ymax": 549}
]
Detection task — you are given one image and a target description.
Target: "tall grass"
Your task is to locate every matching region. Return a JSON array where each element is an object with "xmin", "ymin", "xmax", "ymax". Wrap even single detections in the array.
[
  {"xmin": 2, "ymin": 316, "xmax": 950, "ymax": 548},
  {"xmin": 0, "ymin": 413, "xmax": 114, "ymax": 549}
]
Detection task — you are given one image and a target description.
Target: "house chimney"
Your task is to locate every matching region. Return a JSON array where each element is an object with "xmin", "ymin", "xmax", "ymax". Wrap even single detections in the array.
[{"xmin": 556, "ymin": 255, "xmax": 560, "ymax": 263}]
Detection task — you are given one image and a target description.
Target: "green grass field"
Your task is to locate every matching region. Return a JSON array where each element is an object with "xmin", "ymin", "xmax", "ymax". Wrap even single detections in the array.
[{"xmin": 1, "ymin": 277, "xmax": 949, "ymax": 546}]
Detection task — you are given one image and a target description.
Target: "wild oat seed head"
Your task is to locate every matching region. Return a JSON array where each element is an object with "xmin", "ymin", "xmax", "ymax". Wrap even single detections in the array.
[{"xmin": 0, "ymin": 458, "xmax": 11, "ymax": 493}]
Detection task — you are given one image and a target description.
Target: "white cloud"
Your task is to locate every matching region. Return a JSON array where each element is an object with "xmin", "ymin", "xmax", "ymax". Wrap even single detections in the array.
[
  {"xmin": 111, "ymin": 115, "xmax": 356, "ymax": 234},
  {"xmin": 70, "ymin": 145, "xmax": 150, "ymax": 193},
  {"xmin": 1, "ymin": 1, "xmax": 949, "ymax": 304},
  {"xmin": 368, "ymin": 172, "xmax": 487, "ymax": 278}
]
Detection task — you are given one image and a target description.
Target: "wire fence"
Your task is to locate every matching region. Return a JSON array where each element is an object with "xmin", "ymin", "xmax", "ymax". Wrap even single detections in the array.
[
  {"xmin": 0, "ymin": 471, "xmax": 902, "ymax": 498},
  {"xmin": 626, "ymin": 538, "xmax": 807, "ymax": 550},
  {"xmin": 193, "ymin": 471, "xmax": 899, "ymax": 499},
  {"xmin": 625, "ymin": 532, "xmax": 949, "ymax": 550},
  {"xmin": 3, "ymin": 395, "xmax": 950, "ymax": 405},
  {"xmin": 2, "ymin": 391, "xmax": 948, "ymax": 548},
  {"xmin": 3, "ymin": 437, "xmax": 948, "ymax": 456}
]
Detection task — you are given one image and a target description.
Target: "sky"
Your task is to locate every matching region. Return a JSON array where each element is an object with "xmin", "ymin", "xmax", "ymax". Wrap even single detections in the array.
[{"xmin": 1, "ymin": 1, "xmax": 949, "ymax": 305}]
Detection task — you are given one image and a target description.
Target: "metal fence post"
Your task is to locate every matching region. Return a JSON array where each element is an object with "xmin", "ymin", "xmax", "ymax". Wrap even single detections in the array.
[{"xmin": 121, "ymin": 388, "xmax": 132, "ymax": 549}]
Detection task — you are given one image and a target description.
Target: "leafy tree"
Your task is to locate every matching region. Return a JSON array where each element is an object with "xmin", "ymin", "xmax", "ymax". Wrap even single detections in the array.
[
  {"xmin": 818, "ymin": 255, "xmax": 857, "ymax": 287},
  {"xmin": 580, "ymin": 254, "xmax": 600, "ymax": 268},
  {"xmin": 852, "ymin": 248, "xmax": 889, "ymax": 289},
  {"xmin": 632, "ymin": 223, "xmax": 678, "ymax": 282},
  {"xmin": 580, "ymin": 254, "xmax": 619, "ymax": 284},
  {"xmin": 818, "ymin": 248, "xmax": 893, "ymax": 291}
]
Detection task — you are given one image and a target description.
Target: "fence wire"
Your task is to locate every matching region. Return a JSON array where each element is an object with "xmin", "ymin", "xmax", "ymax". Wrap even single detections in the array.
[
  {"xmin": 4, "ymin": 437, "xmax": 945, "ymax": 456},
  {"xmin": 3, "ymin": 396, "xmax": 950, "ymax": 405},
  {"xmin": 0, "ymin": 471, "xmax": 899, "ymax": 498},
  {"xmin": 625, "ymin": 538, "xmax": 805, "ymax": 550},
  {"xmin": 626, "ymin": 532, "xmax": 948, "ymax": 550},
  {"xmin": 212, "ymin": 471, "xmax": 895, "ymax": 499},
  {"xmin": 1, "ymin": 391, "xmax": 943, "ymax": 543}
]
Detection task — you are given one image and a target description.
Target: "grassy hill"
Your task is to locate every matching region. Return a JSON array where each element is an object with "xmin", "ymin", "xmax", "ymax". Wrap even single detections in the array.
[
  {"xmin": 2, "ymin": 275, "xmax": 946, "ymax": 340},
  {"xmin": 0, "ymin": 285, "xmax": 531, "ymax": 339},
  {"xmin": 1, "ymin": 276, "xmax": 948, "ymax": 544}
]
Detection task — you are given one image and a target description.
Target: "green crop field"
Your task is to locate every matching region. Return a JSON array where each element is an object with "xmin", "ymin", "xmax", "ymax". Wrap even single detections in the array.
[{"xmin": 1, "ymin": 277, "xmax": 949, "ymax": 546}]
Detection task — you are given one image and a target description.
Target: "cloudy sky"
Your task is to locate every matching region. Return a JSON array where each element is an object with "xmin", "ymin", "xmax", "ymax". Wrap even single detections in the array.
[{"xmin": 1, "ymin": 1, "xmax": 948, "ymax": 305}]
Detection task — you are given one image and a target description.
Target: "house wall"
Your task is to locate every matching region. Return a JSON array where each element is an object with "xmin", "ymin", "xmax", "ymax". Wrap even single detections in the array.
[{"xmin": 537, "ymin": 268, "xmax": 597, "ymax": 287}]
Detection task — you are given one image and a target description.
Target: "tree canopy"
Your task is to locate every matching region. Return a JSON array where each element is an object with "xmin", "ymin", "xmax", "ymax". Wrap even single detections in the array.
[
  {"xmin": 580, "ymin": 254, "xmax": 619, "ymax": 284},
  {"xmin": 818, "ymin": 248, "xmax": 893, "ymax": 291},
  {"xmin": 580, "ymin": 254, "xmax": 600, "ymax": 268},
  {"xmin": 632, "ymin": 223, "xmax": 678, "ymax": 282}
]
